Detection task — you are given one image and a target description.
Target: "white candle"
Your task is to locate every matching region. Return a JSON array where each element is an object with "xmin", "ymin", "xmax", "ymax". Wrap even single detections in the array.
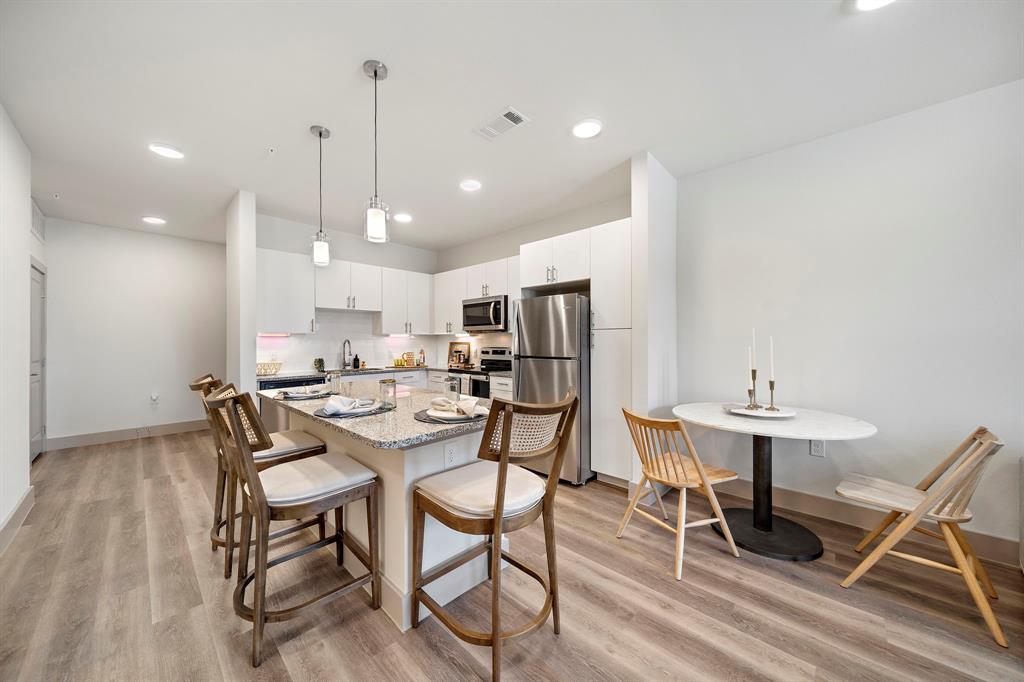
[
  {"xmin": 769, "ymin": 336, "xmax": 775, "ymax": 381},
  {"xmin": 748, "ymin": 346, "xmax": 753, "ymax": 388},
  {"xmin": 751, "ymin": 328, "xmax": 757, "ymax": 369}
]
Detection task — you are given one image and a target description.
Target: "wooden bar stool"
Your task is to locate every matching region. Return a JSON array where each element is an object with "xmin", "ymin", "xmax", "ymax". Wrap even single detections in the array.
[
  {"xmin": 411, "ymin": 390, "xmax": 578, "ymax": 682},
  {"xmin": 616, "ymin": 409, "xmax": 740, "ymax": 580},
  {"xmin": 193, "ymin": 379, "xmax": 327, "ymax": 578},
  {"xmin": 206, "ymin": 390, "xmax": 380, "ymax": 667},
  {"xmin": 836, "ymin": 426, "xmax": 1007, "ymax": 647}
]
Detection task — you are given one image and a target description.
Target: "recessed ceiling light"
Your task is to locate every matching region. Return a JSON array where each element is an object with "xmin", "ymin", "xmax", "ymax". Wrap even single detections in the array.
[
  {"xmin": 572, "ymin": 119, "xmax": 603, "ymax": 139},
  {"xmin": 393, "ymin": 213, "xmax": 412, "ymax": 223},
  {"xmin": 148, "ymin": 143, "xmax": 184, "ymax": 159},
  {"xmin": 459, "ymin": 179, "xmax": 482, "ymax": 192},
  {"xmin": 855, "ymin": 0, "xmax": 895, "ymax": 10},
  {"xmin": 143, "ymin": 216, "xmax": 166, "ymax": 225}
]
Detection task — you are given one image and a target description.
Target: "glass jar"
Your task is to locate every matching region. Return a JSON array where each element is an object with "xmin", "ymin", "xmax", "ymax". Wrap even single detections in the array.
[
  {"xmin": 444, "ymin": 376, "xmax": 460, "ymax": 402},
  {"xmin": 379, "ymin": 378, "xmax": 397, "ymax": 409}
]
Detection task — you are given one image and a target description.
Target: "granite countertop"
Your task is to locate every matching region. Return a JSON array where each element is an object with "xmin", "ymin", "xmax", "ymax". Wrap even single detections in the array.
[
  {"xmin": 256, "ymin": 381, "xmax": 490, "ymax": 450},
  {"xmin": 257, "ymin": 366, "xmax": 443, "ymax": 382}
]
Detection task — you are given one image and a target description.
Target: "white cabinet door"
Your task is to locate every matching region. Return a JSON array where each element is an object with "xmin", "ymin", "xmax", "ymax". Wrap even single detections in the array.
[
  {"xmin": 552, "ymin": 228, "xmax": 590, "ymax": 283},
  {"xmin": 519, "ymin": 238, "xmax": 553, "ymax": 288},
  {"xmin": 407, "ymin": 271, "xmax": 432, "ymax": 334},
  {"xmin": 349, "ymin": 262, "xmax": 382, "ymax": 311},
  {"xmin": 314, "ymin": 259, "xmax": 351, "ymax": 310},
  {"xmin": 256, "ymin": 248, "xmax": 315, "ymax": 334},
  {"xmin": 465, "ymin": 263, "xmax": 487, "ymax": 299},
  {"xmin": 447, "ymin": 267, "xmax": 467, "ymax": 333},
  {"xmin": 483, "ymin": 258, "xmax": 508, "ymax": 296},
  {"xmin": 590, "ymin": 328, "xmax": 632, "ymax": 480},
  {"xmin": 590, "ymin": 218, "xmax": 631, "ymax": 329},
  {"xmin": 394, "ymin": 370, "xmax": 427, "ymax": 388},
  {"xmin": 380, "ymin": 267, "xmax": 408, "ymax": 334},
  {"xmin": 506, "ymin": 255, "xmax": 520, "ymax": 303},
  {"xmin": 431, "ymin": 271, "xmax": 447, "ymax": 334}
]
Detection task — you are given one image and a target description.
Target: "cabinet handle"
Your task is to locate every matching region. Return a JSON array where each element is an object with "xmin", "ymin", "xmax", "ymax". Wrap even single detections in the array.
[
  {"xmin": 352, "ymin": 296, "xmax": 355, "ymax": 308},
  {"xmin": 552, "ymin": 266, "xmax": 557, "ymax": 282},
  {"xmin": 346, "ymin": 295, "xmax": 350, "ymax": 308},
  {"xmin": 545, "ymin": 266, "xmax": 551, "ymax": 283}
]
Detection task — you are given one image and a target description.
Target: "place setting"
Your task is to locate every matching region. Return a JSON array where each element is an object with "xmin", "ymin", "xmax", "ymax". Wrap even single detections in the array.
[{"xmin": 414, "ymin": 395, "xmax": 489, "ymax": 425}]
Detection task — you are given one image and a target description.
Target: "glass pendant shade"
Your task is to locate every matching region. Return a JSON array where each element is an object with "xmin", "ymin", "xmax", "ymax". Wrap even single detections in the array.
[
  {"xmin": 365, "ymin": 197, "xmax": 388, "ymax": 243},
  {"xmin": 312, "ymin": 235, "xmax": 330, "ymax": 266}
]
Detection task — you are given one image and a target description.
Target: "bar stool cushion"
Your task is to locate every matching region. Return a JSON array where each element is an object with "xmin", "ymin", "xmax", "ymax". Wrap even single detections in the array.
[
  {"xmin": 253, "ymin": 429, "xmax": 325, "ymax": 460},
  {"xmin": 254, "ymin": 451, "xmax": 376, "ymax": 506},
  {"xmin": 415, "ymin": 460, "xmax": 545, "ymax": 518}
]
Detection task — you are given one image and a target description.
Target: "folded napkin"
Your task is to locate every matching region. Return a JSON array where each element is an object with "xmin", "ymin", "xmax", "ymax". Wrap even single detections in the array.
[
  {"xmin": 322, "ymin": 395, "xmax": 374, "ymax": 416},
  {"xmin": 430, "ymin": 396, "xmax": 479, "ymax": 416}
]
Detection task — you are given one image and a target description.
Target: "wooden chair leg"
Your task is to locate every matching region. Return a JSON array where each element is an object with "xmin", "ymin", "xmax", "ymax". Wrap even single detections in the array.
[
  {"xmin": 334, "ymin": 506, "xmax": 344, "ymax": 566},
  {"xmin": 542, "ymin": 502, "xmax": 560, "ymax": 634},
  {"xmin": 674, "ymin": 488, "xmax": 687, "ymax": 580},
  {"xmin": 855, "ymin": 510, "xmax": 901, "ymax": 553},
  {"xmin": 237, "ymin": 502, "xmax": 252, "ymax": 587},
  {"xmin": 616, "ymin": 477, "xmax": 648, "ymax": 538},
  {"xmin": 948, "ymin": 523, "xmax": 997, "ymax": 599},
  {"xmin": 251, "ymin": 516, "xmax": 270, "ymax": 667},
  {"xmin": 841, "ymin": 511, "xmax": 919, "ymax": 588},
  {"xmin": 939, "ymin": 523, "xmax": 1008, "ymax": 647},
  {"xmin": 411, "ymin": 495, "xmax": 425, "ymax": 628},
  {"xmin": 487, "ymin": 534, "xmax": 494, "ymax": 580},
  {"xmin": 651, "ymin": 484, "xmax": 670, "ymax": 520},
  {"xmin": 367, "ymin": 484, "xmax": 381, "ymax": 610},
  {"xmin": 705, "ymin": 483, "xmax": 739, "ymax": 558},
  {"xmin": 211, "ymin": 457, "xmax": 227, "ymax": 551},
  {"xmin": 224, "ymin": 472, "xmax": 237, "ymax": 579},
  {"xmin": 317, "ymin": 512, "xmax": 326, "ymax": 542},
  {"xmin": 490, "ymin": 523, "xmax": 503, "ymax": 682}
]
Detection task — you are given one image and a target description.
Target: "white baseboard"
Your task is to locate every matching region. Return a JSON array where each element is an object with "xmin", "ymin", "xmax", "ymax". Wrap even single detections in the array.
[
  {"xmin": 44, "ymin": 419, "xmax": 208, "ymax": 451},
  {"xmin": 0, "ymin": 486, "xmax": 35, "ymax": 556}
]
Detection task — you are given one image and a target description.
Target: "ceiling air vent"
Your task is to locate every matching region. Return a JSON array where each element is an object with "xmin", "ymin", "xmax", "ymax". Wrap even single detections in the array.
[{"xmin": 476, "ymin": 107, "xmax": 531, "ymax": 140}]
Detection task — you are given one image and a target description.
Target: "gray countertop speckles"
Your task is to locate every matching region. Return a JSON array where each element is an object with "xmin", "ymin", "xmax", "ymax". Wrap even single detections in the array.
[
  {"xmin": 256, "ymin": 381, "xmax": 489, "ymax": 450},
  {"xmin": 256, "ymin": 367, "xmax": 443, "ymax": 383}
]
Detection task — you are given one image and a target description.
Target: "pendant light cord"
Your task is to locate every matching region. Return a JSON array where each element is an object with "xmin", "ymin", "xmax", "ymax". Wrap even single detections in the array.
[
  {"xmin": 318, "ymin": 132, "xmax": 323, "ymax": 234},
  {"xmin": 373, "ymin": 70, "xmax": 378, "ymax": 199}
]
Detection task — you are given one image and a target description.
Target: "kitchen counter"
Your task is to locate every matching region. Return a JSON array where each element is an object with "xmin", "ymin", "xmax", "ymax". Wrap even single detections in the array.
[
  {"xmin": 256, "ymin": 381, "xmax": 489, "ymax": 449},
  {"xmin": 257, "ymin": 366, "xmax": 443, "ymax": 382}
]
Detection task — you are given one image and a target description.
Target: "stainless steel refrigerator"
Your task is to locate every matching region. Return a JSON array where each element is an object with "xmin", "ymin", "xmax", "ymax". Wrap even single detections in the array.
[{"xmin": 513, "ymin": 293, "xmax": 592, "ymax": 484}]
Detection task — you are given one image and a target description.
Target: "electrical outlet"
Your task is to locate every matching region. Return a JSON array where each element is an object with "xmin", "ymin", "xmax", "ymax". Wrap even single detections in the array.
[
  {"xmin": 809, "ymin": 440, "xmax": 826, "ymax": 458},
  {"xmin": 444, "ymin": 443, "xmax": 458, "ymax": 469}
]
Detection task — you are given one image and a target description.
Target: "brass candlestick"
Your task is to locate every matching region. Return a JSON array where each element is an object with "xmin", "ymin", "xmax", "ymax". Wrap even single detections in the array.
[
  {"xmin": 746, "ymin": 369, "xmax": 763, "ymax": 410},
  {"xmin": 766, "ymin": 379, "xmax": 779, "ymax": 411}
]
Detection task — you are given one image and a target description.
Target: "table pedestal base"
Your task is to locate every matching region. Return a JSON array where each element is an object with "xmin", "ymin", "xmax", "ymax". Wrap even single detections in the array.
[{"xmin": 712, "ymin": 508, "xmax": 823, "ymax": 562}]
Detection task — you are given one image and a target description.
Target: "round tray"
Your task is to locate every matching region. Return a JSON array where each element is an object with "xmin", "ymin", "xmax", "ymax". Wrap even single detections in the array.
[{"xmin": 728, "ymin": 405, "xmax": 796, "ymax": 418}]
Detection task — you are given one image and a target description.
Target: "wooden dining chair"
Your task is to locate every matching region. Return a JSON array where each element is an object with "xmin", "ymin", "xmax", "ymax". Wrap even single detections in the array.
[
  {"xmin": 616, "ymin": 409, "xmax": 740, "ymax": 580},
  {"xmin": 206, "ymin": 389, "xmax": 380, "ymax": 667},
  {"xmin": 196, "ymin": 381, "xmax": 328, "ymax": 578},
  {"xmin": 411, "ymin": 390, "xmax": 579, "ymax": 682},
  {"xmin": 836, "ymin": 426, "xmax": 1007, "ymax": 647}
]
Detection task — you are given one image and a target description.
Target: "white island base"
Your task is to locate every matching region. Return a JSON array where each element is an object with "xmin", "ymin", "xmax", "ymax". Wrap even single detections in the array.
[{"xmin": 281, "ymin": 408, "xmax": 506, "ymax": 631}]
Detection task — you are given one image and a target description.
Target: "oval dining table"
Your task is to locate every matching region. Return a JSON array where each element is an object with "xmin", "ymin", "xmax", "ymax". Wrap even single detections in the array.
[{"xmin": 672, "ymin": 402, "xmax": 877, "ymax": 561}]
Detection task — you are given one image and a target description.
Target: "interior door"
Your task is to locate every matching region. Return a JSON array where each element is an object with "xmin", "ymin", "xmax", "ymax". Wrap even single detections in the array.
[{"xmin": 30, "ymin": 266, "xmax": 45, "ymax": 460}]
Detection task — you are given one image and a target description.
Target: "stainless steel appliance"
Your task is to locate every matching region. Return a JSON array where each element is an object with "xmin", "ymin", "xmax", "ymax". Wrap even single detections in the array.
[
  {"xmin": 448, "ymin": 346, "xmax": 512, "ymax": 399},
  {"xmin": 514, "ymin": 294, "xmax": 591, "ymax": 485},
  {"xmin": 462, "ymin": 294, "xmax": 508, "ymax": 332},
  {"xmin": 257, "ymin": 375, "xmax": 326, "ymax": 432}
]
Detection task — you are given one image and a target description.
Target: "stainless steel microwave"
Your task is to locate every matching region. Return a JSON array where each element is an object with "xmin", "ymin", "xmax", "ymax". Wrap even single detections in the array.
[{"xmin": 462, "ymin": 295, "xmax": 508, "ymax": 332}]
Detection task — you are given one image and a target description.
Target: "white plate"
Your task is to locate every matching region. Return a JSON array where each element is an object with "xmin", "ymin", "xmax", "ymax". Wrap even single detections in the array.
[
  {"xmin": 323, "ymin": 400, "xmax": 379, "ymax": 416},
  {"xmin": 728, "ymin": 404, "xmax": 796, "ymax": 418},
  {"xmin": 426, "ymin": 406, "xmax": 488, "ymax": 421}
]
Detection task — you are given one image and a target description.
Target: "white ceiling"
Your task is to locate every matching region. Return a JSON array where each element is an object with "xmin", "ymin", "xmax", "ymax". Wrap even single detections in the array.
[{"xmin": 2, "ymin": 1, "xmax": 1021, "ymax": 250}]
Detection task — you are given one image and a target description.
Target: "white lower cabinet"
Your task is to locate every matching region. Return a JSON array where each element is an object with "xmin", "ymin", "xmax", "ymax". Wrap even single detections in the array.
[
  {"xmin": 393, "ymin": 370, "xmax": 427, "ymax": 388},
  {"xmin": 590, "ymin": 328, "xmax": 632, "ymax": 480},
  {"xmin": 256, "ymin": 248, "xmax": 315, "ymax": 334}
]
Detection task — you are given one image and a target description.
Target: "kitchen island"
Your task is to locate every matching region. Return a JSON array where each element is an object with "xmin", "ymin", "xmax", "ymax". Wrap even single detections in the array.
[{"xmin": 256, "ymin": 382, "xmax": 497, "ymax": 631}]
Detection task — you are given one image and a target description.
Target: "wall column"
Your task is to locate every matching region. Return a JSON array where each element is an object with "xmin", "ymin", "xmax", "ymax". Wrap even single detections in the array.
[{"xmin": 225, "ymin": 189, "xmax": 256, "ymax": 395}]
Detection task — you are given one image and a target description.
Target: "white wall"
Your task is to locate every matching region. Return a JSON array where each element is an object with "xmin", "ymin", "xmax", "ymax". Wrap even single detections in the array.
[
  {"xmin": 436, "ymin": 195, "xmax": 630, "ymax": 271},
  {"xmin": 677, "ymin": 80, "xmax": 1024, "ymax": 541},
  {"xmin": 226, "ymin": 191, "xmax": 256, "ymax": 394},
  {"xmin": 0, "ymin": 103, "xmax": 33, "ymax": 525},
  {"xmin": 45, "ymin": 219, "xmax": 226, "ymax": 438},
  {"xmin": 258, "ymin": 213, "xmax": 438, "ymax": 274}
]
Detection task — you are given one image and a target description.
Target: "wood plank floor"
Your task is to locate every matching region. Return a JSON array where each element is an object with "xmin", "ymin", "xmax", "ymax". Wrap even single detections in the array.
[{"xmin": 1, "ymin": 430, "xmax": 1021, "ymax": 681}]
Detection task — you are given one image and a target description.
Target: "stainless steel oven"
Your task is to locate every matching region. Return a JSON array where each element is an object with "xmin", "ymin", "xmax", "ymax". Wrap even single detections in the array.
[{"xmin": 462, "ymin": 295, "xmax": 507, "ymax": 332}]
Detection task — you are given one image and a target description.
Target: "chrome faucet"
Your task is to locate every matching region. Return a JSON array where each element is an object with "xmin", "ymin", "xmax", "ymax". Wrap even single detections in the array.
[{"xmin": 342, "ymin": 339, "xmax": 353, "ymax": 369}]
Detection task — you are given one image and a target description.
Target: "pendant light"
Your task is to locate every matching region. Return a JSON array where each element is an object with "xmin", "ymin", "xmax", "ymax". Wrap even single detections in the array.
[
  {"xmin": 364, "ymin": 59, "xmax": 389, "ymax": 243},
  {"xmin": 310, "ymin": 125, "xmax": 331, "ymax": 266}
]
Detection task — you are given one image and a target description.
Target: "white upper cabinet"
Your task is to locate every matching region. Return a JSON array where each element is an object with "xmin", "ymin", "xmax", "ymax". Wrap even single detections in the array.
[
  {"xmin": 315, "ymin": 259, "xmax": 382, "ymax": 311},
  {"xmin": 349, "ymin": 262, "xmax": 383, "ymax": 311},
  {"xmin": 381, "ymin": 267, "xmax": 432, "ymax": 334},
  {"xmin": 590, "ymin": 218, "xmax": 631, "ymax": 329},
  {"xmin": 519, "ymin": 239, "xmax": 553, "ymax": 288},
  {"xmin": 464, "ymin": 263, "xmax": 485, "ymax": 299},
  {"xmin": 551, "ymin": 228, "xmax": 590, "ymax": 283},
  {"xmin": 519, "ymin": 228, "xmax": 591, "ymax": 288},
  {"xmin": 256, "ymin": 248, "xmax": 315, "ymax": 334},
  {"xmin": 432, "ymin": 268, "xmax": 466, "ymax": 334},
  {"xmin": 507, "ymin": 255, "xmax": 521, "ymax": 302},
  {"xmin": 465, "ymin": 258, "xmax": 508, "ymax": 298}
]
